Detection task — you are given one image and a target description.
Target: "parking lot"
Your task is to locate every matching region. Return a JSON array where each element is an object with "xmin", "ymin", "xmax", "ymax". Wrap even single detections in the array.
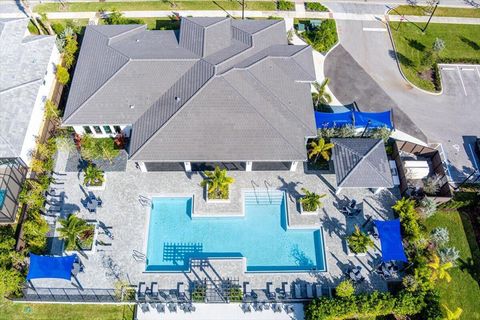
[{"xmin": 436, "ymin": 64, "xmax": 480, "ymax": 182}]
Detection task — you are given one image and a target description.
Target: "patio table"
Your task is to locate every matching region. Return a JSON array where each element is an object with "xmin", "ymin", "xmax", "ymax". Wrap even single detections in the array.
[{"xmin": 86, "ymin": 200, "xmax": 98, "ymax": 211}]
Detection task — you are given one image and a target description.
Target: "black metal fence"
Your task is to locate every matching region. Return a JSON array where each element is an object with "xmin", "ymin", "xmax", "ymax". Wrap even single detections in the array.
[{"xmin": 19, "ymin": 287, "xmax": 119, "ymax": 303}]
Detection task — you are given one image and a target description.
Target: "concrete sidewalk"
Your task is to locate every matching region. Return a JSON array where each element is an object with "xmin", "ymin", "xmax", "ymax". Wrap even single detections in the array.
[{"xmin": 2, "ymin": 9, "xmax": 478, "ymax": 25}]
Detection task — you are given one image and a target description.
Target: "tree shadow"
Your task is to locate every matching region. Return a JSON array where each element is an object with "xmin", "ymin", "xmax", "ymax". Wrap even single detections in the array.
[
  {"xmin": 389, "ymin": 49, "xmax": 415, "ymax": 69},
  {"xmin": 320, "ymin": 209, "xmax": 346, "ymax": 238},
  {"xmin": 458, "ymin": 257, "xmax": 480, "ymax": 284},
  {"xmin": 407, "ymin": 38, "xmax": 426, "ymax": 52},
  {"xmin": 277, "ymin": 176, "xmax": 303, "ymax": 202},
  {"xmin": 460, "ymin": 36, "xmax": 480, "ymax": 51}
]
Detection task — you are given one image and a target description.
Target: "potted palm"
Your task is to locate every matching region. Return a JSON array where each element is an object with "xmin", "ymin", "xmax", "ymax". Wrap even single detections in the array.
[
  {"xmin": 83, "ymin": 163, "xmax": 106, "ymax": 191},
  {"xmin": 58, "ymin": 214, "xmax": 97, "ymax": 252},
  {"xmin": 308, "ymin": 138, "xmax": 334, "ymax": 170},
  {"xmin": 299, "ymin": 188, "xmax": 326, "ymax": 214},
  {"xmin": 346, "ymin": 225, "xmax": 373, "ymax": 256},
  {"xmin": 200, "ymin": 166, "xmax": 235, "ymax": 203}
]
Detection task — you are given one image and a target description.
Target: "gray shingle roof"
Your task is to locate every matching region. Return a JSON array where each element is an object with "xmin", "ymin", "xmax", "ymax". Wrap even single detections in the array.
[
  {"xmin": 0, "ymin": 18, "xmax": 55, "ymax": 158},
  {"xmin": 331, "ymin": 138, "xmax": 394, "ymax": 188},
  {"xmin": 65, "ymin": 17, "xmax": 317, "ymax": 162}
]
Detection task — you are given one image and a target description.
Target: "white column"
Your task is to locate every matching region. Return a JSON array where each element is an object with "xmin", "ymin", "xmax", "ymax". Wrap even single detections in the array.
[
  {"xmin": 335, "ymin": 187, "xmax": 342, "ymax": 195},
  {"xmin": 290, "ymin": 161, "xmax": 298, "ymax": 172},
  {"xmin": 138, "ymin": 162, "xmax": 147, "ymax": 172},
  {"xmin": 184, "ymin": 162, "xmax": 192, "ymax": 172},
  {"xmin": 246, "ymin": 161, "xmax": 253, "ymax": 172}
]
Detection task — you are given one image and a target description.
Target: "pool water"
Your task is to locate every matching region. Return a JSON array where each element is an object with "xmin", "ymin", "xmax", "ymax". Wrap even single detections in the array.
[
  {"xmin": 0, "ymin": 189, "xmax": 5, "ymax": 209},
  {"xmin": 145, "ymin": 192, "xmax": 326, "ymax": 272}
]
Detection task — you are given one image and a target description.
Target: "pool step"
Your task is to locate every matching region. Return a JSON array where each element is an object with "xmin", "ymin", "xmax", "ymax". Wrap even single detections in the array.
[{"xmin": 244, "ymin": 191, "xmax": 284, "ymax": 205}]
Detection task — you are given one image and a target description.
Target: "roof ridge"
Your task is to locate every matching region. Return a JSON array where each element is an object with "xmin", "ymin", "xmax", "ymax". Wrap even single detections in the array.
[
  {"xmin": 336, "ymin": 139, "xmax": 385, "ymax": 187},
  {"xmin": 223, "ymin": 72, "xmax": 306, "ymax": 159},
  {"xmin": 0, "ymin": 78, "xmax": 42, "ymax": 94},
  {"xmin": 291, "ymin": 46, "xmax": 316, "ymax": 80},
  {"xmin": 107, "ymin": 24, "xmax": 146, "ymax": 43},
  {"xmin": 250, "ymin": 19, "xmax": 283, "ymax": 35},
  {"xmin": 129, "ymin": 60, "xmax": 215, "ymax": 159}
]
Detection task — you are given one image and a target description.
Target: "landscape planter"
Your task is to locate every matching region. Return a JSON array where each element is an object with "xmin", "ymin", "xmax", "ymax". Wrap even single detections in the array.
[
  {"xmin": 345, "ymin": 242, "xmax": 367, "ymax": 257},
  {"xmin": 84, "ymin": 174, "xmax": 106, "ymax": 191},
  {"xmin": 205, "ymin": 183, "xmax": 230, "ymax": 204},
  {"xmin": 298, "ymin": 201, "xmax": 318, "ymax": 215},
  {"xmin": 65, "ymin": 220, "xmax": 98, "ymax": 255}
]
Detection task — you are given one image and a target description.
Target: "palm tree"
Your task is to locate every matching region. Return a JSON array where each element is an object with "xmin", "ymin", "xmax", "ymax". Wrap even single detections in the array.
[
  {"xmin": 312, "ymin": 78, "xmax": 332, "ymax": 109},
  {"xmin": 57, "ymin": 214, "xmax": 91, "ymax": 250},
  {"xmin": 300, "ymin": 188, "xmax": 326, "ymax": 212},
  {"xmin": 443, "ymin": 304, "xmax": 462, "ymax": 320},
  {"xmin": 83, "ymin": 163, "xmax": 105, "ymax": 186},
  {"xmin": 308, "ymin": 138, "xmax": 334, "ymax": 162},
  {"xmin": 200, "ymin": 166, "xmax": 235, "ymax": 199},
  {"xmin": 347, "ymin": 225, "xmax": 374, "ymax": 254},
  {"xmin": 428, "ymin": 254, "xmax": 453, "ymax": 283}
]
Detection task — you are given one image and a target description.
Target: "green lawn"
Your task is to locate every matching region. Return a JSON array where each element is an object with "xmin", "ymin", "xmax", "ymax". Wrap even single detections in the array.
[
  {"xmin": 389, "ymin": 22, "xmax": 480, "ymax": 92},
  {"xmin": 0, "ymin": 302, "xmax": 135, "ymax": 320},
  {"xmin": 34, "ymin": 1, "xmax": 277, "ymax": 12},
  {"xmin": 392, "ymin": 5, "xmax": 480, "ymax": 18},
  {"xmin": 425, "ymin": 211, "xmax": 480, "ymax": 319}
]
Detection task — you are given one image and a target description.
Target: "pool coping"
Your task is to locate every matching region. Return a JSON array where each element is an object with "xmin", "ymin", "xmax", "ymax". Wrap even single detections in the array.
[{"xmin": 141, "ymin": 191, "xmax": 328, "ymax": 274}]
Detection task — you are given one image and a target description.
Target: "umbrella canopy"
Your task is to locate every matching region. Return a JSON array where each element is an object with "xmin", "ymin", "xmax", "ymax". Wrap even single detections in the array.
[{"xmin": 27, "ymin": 254, "xmax": 76, "ymax": 281}]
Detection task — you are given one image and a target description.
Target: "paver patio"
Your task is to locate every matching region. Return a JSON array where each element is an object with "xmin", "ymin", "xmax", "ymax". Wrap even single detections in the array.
[{"xmin": 28, "ymin": 155, "xmax": 400, "ymax": 298}]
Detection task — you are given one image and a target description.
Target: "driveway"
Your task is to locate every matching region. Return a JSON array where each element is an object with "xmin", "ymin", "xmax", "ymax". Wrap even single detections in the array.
[{"xmin": 325, "ymin": 17, "xmax": 480, "ymax": 183}]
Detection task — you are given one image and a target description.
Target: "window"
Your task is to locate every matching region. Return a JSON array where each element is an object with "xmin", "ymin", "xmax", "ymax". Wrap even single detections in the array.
[
  {"xmin": 103, "ymin": 126, "xmax": 112, "ymax": 134},
  {"xmin": 93, "ymin": 126, "xmax": 102, "ymax": 134},
  {"xmin": 113, "ymin": 126, "xmax": 122, "ymax": 134},
  {"xmin": 83, "ymin": 126, "xmax": 92, "ymax": 134}
]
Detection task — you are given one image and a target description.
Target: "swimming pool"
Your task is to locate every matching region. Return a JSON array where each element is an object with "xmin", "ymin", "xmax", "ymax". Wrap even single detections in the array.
[
  {"xmin": 0, "ymin": 189, "xmax": 6, "ymax": 209},
  {"xmin": 145, "ymin": 191, "xmax": 326, "ymax": 272}
]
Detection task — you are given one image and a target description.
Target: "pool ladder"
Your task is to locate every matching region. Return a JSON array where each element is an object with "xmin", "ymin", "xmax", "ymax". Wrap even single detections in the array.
[
  {"xmin": 264, "ymin": 180, "xmax": 272, "ymax": 204},
  {"xmin": 250, "ymin": 180, "xmax": 260, "ymax": 204}
]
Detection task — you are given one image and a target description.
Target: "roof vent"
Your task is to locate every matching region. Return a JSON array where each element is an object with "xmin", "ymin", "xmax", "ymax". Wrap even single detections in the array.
[
  {"xmin": 174, "ymin": 96, "xmax": 181, "ymax": 102},
  {"xmin": 129, "ymin": 104, "xmax": 135, "ymax": 109},
  {"xmin": 136, "ymin": 39, "xmax": 140, "ymax": 42}
]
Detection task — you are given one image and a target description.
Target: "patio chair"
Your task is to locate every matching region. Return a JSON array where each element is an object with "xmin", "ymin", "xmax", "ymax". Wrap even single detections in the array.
[
  {"xmin": 273, "ymin": 303, "xmax": 283, "ymax": 313},
  {"xmin": 168, "ymin": 303, "xmax": 177, "ymax": 312},
  {"xmin": 266, "ymin": 282, "xmax": 276, "ymax": 300},
  {"xmin": 243, "ymin": 282, "xmax": 252, "ymax": 300},
  {"xmin": 306, "ymin": 283, "xmax": 314, "ymax": 299},
  {"xmin": 294, "ymin": 283, "xmax": 302, "ymax": 299},
  {"xmin": 136, "ymin": 282, "xmax": 147, "ymax": 301},
  {"xmin": 177, "ymin": 282, "xmax": 185, "ymax": 300}
]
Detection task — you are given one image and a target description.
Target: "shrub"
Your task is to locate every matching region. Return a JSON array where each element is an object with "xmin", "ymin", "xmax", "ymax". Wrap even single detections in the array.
[
  {"xmin": 430, "ymin": 227, "xmax": 449, "ymax": 246},
  {"xmin": 302, "ymin": 19, "xmax": 338, "ymax": 53},
  {"xmin": 277, "ymin": 0, "xmax": 294, "ymax": 11},
  {"xmin": 438, "ymin": 247, "xmax": 460, "ymax": 265},
  {"xmin": 305, "ymin": 291, "xmax": 423, "ymax": 320},
  {"xmin": 347, "ymin": 225, "xmax": 373, "ymax": 254},
  {"xmin": 419, "ymin": 197, "xmax": 437, "ymax": 218},
  {"xmin": 80, "ymin": 135, "xmax": 120, "ymax": 162},
  {"xmin": 83, "ymin": 163, "xmax": 105, "ymax": 187},
  {"xmin": 51, "ymin": 22, "xmax": 65, "ymax": 35},
  {"xmin": 422, "ymin": 174, "xmax": 441, "ymax": 195},
  {"xmin": 305, "ymin": 2, "xmax": 328, "ymax": 11},
  {"xmin": 368, "ymin": 126, "xmax": 391, "ymax": 142},
  {"xmin": 393, "ymin": 198, "xmax": 423, "ymax": 244},
  {"xmin": 56, "ymin": 64, "xmax": 70, "ymax": 84},
  {"xmin": 335, "ymin": 280, "xmax": 354, "ymax": 298},
  {"xmin": 335, "ymin": 125, "xmax": 356, "ymax": 138},
  {"xmin": 418, "ymin": 290, "xmax": 443, "ymax": 320},
  {"xmin": 104, "ymin": 9, "xmax": 145, "ymax": 25}
]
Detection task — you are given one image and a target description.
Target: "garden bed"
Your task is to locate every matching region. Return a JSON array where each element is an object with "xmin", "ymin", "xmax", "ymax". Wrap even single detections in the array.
[{"xmin": 295, "ymin": 19, "xmax": 338, "ymax": 54}]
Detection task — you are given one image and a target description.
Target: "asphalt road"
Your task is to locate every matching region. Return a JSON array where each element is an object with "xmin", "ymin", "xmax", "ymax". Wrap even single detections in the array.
[{"xmin": 325, "ymin": 17, "xmax": 480, "ymax": 183}]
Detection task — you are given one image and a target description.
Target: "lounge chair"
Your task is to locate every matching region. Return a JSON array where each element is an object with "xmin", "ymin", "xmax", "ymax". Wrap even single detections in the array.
[
  {"xmin": 273, "ymin": 303, "xmax": 283, "ymax": 313},
  {"xmin": 168, "ymin": 303, "xmax": 177, "ymax": 312},
  {"xmin": 283, "ymin": 282, "xmax": 291, "ymax": 299},
  {"xmin": 178, "ymin": 282, "xmax": 185, "ymax": 300},
  {"xmin": 314, "ymin": 284, "xmax": 322, "ymax": 298},
  {"xmin": 136, "ymin": 282, "xmax": 147, "ymax": 301},
  {"xmin": 266, "ymin": 282, "xmax": 276, "ymax": 300},
  {"xmin": 243, "ymin": 282, "xmax": 252, "ymax": 301},
  {"xmin": 306, "ymin": 283, "xmax": 313, "ymax": 298},
  {"xmin": 151, "ymin": 282, "xmax": 159, "ymax": 300},
  {"xmin": 294, "ymin": 283, "xmax": 302, "ymax": 299},
  {"xmin": 284, "ymin": 304, "xmax": 294, "ymax": 314},
  {"xmin": 188, "ymin": 304, "xmax": 196, "ymax": 312}
]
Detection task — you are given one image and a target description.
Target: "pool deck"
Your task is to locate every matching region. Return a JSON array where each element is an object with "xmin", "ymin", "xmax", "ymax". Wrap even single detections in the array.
[{"xmin": 28, "ymin": 158, "xmax": 400, "ymax": 299}]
